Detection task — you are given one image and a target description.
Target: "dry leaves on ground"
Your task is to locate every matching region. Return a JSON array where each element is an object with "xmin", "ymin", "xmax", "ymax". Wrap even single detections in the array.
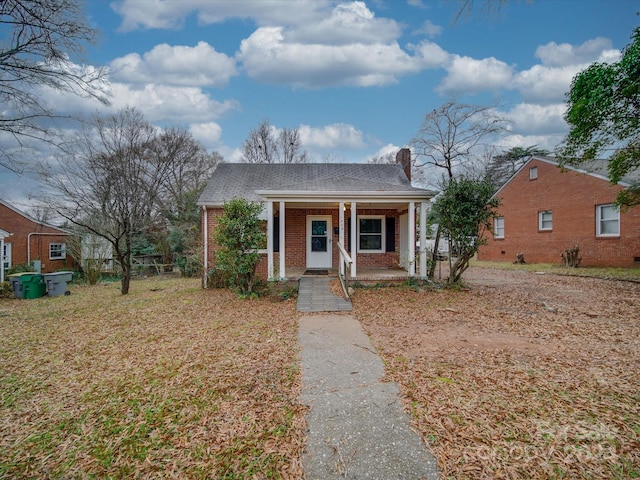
[
  {"xmin": 0, "ymin": 277, "xmax": 306, "ymax": 479},
  {"xmin": 353, "ymin": 267, "xmax": 640, "ymax": 479}
]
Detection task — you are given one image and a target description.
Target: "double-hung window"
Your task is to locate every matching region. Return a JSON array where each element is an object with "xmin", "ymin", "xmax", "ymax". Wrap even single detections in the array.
[
  {"xmin": 358, "ymin": 216, "xmax": 385, "ymax": 252},
  {"xmin": 50, "ymin": 242, "xmax": 66, "ymax": 260},
  {"xmin": 538, "ymin": 211, "xmax": 552, "ymax": 231},
  {"xmin": 596, "ymin": 204, "xmax": 620, "ymax": 237},
  {"xmin": 494, "ymin": 216, "xmax": 505, "ymax": 239}
]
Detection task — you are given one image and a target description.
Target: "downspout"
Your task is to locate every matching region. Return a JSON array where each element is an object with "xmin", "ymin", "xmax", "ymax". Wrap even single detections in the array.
[
  {"xmin": 27, "ymin": 232, "xmax": 70, "ymax": 268},
  {"xmin": 202, "ymin": 205, "xmax": 208, "ymax": 288}
]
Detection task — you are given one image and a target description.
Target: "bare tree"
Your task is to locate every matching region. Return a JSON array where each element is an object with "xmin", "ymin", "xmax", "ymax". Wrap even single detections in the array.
[
  {"xmin": 412, "ymin": 100, "xmax": 509, "ymax": 180},
  {"xmin": 411, "ymin": 100, "xmax": 508, "ymax": 278},
  {"xmin": 150, "ymin": 127, "xmax": 221, "ymax": 275},
  {"xmin": 152, "ymin": 127, "xmax": 221, "ymax": 220},
  {"xmin": 242, "ymin": 119, "xmax": 308, "ymax": 163},
  {"xmin": 368, "ymin": 152, "xmax": 396, "ymax": 164},
  {"xmin": 42, "ymin": 107, "xmax": 164, "ymax": 294},
  {"xmin": 0, "ymin": 0, "xmax": 110, "ymax": 172},
  {"xmin": 279, "ymin": 127, "xmax": 308, "ymax": 163}
]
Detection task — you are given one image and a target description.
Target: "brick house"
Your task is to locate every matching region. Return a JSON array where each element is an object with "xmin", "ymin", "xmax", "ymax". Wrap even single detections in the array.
[
  {"xmin": 478, "ymin": 156, "xmax": 640, "ymax": 267},
  {"xmin": 1, "ymin": 199, "xmax": 74, "ymax": 274},
  {"xmin": 197, "ymin": 149, "xmax": 435, "ymax": 282}
]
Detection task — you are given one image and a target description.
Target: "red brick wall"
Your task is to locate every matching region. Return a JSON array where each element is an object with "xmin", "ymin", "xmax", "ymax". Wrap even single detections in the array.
[
  {"xmin": 1, "ymin": 203, "xmax": 72, "ymax": 272},
  {"xmin": 478, "ymin": 159, "xmax": 640, "ymax": 267},
  {"xmin": 203, "ymin": 206, "xmax": 403, "ymax": 278}
]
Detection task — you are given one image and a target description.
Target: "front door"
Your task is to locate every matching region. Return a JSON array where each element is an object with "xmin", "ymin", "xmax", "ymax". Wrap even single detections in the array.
[
  {"xmin": 2, "ymin": 242, "xmax": 11, "ymax": 270},
  {"xmin": 307, "ymin": 216, "xmax": 332, "ymax": 269}
]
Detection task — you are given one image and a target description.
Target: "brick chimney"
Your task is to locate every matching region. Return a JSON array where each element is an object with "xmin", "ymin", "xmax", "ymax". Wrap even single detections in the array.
[{"xmin": 396, "ymin": 148, "xmax": 411, "ymax": 182}]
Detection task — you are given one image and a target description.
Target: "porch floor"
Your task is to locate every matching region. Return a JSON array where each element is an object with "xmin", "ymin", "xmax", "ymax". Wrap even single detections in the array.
[{"xmin": 282, "ymin": 267, "xmax": 414, "ymax": 283}]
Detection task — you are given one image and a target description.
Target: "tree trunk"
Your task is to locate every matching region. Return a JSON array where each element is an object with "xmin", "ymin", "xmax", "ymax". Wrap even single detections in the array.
[{"xmin": 428, "ymin": 225, "xmax": 442, "ymax": 279}]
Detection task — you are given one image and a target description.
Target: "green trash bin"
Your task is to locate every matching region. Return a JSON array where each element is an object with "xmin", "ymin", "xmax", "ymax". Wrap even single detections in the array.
[{"xmin": 22, "ymin": 274, "xmax": 46, "ymax": 299}]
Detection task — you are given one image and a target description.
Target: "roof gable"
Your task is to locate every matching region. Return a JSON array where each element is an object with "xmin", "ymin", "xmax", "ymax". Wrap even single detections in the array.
[
  {"xmin": 494, "ymin": 155, "xmax": 640, "ymax": 198},
  {"xmin": 197, "ymin": 163, "xmax": 433, "ymax": 205},
  {"xmin": 0, "ymin": 199, "xmax": 69, "ymax": 233}
]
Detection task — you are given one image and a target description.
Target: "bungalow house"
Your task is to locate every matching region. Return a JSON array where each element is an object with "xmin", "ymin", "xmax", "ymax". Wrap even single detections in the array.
[
  {"xmin": 478, "ymin": 156, "xmax": 640, "ymax": 267},
  {"xmin": 0, "ymin": 199, "xmax": 73, "ymax": 273},
  {"xmin": 197, "ymin": 149, "xmax": 436, "ymax": 283}
]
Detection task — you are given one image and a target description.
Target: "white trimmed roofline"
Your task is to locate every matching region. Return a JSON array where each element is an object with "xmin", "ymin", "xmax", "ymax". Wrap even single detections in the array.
[
  {"xmin": 255, "ymin": 189, "xmax": 434, "ymax": 201},
  {"xmin": 492, "ymin": 155, "xmax": 630, "ymax": 198}
]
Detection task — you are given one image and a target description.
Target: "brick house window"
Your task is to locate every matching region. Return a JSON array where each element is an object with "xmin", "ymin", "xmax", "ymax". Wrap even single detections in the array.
[
  {"xmin": 494, "ymin": 216, "xmax": 505, "ymax": 239},
  {"xmin": 50, "ymin": 242, "xmax": 66, "ymax": 260},
  {"xmin": 358, "ymin": 216, "xmax": 385, "ymax": 252},
  {"xmin": 596, "ymin": 204, "xmax": 620, "ymax": 237},
  {"xmin": 529, "ymin": 166, "xmax": 538, "ymax": 180},
  {"xmin": 538, "ymin": 211, "xmax": 552, "ymax": 231}
]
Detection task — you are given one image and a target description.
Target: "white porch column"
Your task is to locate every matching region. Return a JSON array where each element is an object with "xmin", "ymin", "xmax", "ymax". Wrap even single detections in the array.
[
  {"xmin": 419, "ymin": 201, "xmax": 428, "ymax": 278},
  {"xmin": 350, "ymin": 201, "xmax": 357, "ymax": 277},
  {"xmin": 339, "ymin": 202, "xmax": 345, "ymax": 276},
  {"xmin": 202, "ymin": 206, "xmax": 208, "ymax": 287},
  {"xmin": 266, "ymin": 201, "xmax": 274, "ymax": 280},
  {"xmin": 0, "ymin": 237, "xmax": 4, "ymax": 283},
  {"xmin": 408, "ymin": 201, "xmax": 416, "ymax": 277},
  {"xmin": 279, "ymin": 201, "xmax": 286, "ymax": 279}
]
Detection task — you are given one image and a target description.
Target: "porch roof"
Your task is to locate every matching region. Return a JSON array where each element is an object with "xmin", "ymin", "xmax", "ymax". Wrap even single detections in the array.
[{"xmin": 197, "ymin": 163, "xmax": 435, "ymax": 206}]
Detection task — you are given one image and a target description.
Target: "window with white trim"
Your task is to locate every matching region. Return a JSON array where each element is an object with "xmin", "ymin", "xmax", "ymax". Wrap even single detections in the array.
[
  {"xmin": 596, "ymin": 204, "xmax": 620, "ymax": 237},
  {"xmin": 494, "ymin": 216, "xmax": 504, "ymax": 239},
  {"xmin": 50, "ymin": 242, "xmax": 66, "ymax": 260},
  {"xmin": 538, "ymin": 210, "xmax": 552, "ymax": 231},
  {"xmin": 529, "ymin": 166, "xmax": 538, "ymax": 180},
  {"xmin": 358, "ymin": 215, "xmax": 385, "ymax": 252}
]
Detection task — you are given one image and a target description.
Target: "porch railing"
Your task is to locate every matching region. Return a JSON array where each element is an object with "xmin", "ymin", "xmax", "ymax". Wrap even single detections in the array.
[{"xmin": 336, "ymin": 241, "xmax": 353, "ymax": 299}]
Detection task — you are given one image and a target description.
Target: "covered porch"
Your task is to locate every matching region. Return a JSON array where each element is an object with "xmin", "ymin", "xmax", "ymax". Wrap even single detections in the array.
[{"xmin": 260, "ymin": 191, "xmax": 433, "ymax": 282}]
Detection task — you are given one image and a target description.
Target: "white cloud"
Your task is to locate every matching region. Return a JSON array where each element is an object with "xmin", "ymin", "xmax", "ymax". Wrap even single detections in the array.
[
  {"xmin": 535, "ymin": 37, "xmax": 614, "ymax": 67},
  {"xmin": 414, "ymin": 20, "xmax": 443, "ymax": 38},
  {"xmin": 110, "ymin": 42, "xmax": 236, "ymax": 87},
  {"xmin": 502, "ymin": 103, "xmax": 568, "ymax": 136},
  {"xmin": 409, "ymin": 40, "xmax": 450, "ymax": 68},
  {"xmin": 109, "ymin": 83, "xmax": 239, "ymax": 123},
  {"xmin": 437, "ymin": 55, "xmax": 513, "ymax": 94},
  {"xmin": 298, "ymin": 123, "xmax": 365, "ymax": 149},
  {"xmin": 514, "ymin": 37, "xmax": 621, "ymax": 104},
  {"xmin": 287, "ymin": 1, "xmax": 401, "ymax": 45},
  {"xmin": 190, "ymin": 122, "xmax": 223, "ymax": 149},
  {"xmin": 112, "ymin": 0, "xmax": 333, "ymax": 31},
  {"xmin": 499, "ymin": 133, "xmax": 566, "ymax": 154},
  {"xmin": 514, "ymin": 63, "xmax": 585, "ymax": 104},
  {"xmin": 238, "ymin": 26, "xmax": 428, "ymax": 88}
]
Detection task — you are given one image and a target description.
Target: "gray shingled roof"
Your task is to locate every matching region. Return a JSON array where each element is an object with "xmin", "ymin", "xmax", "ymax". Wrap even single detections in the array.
[
  {"xmin": 534, "ymin": 156, "xmax": 640, "ymax": 184},
  {"xmin": 197, "ymin": 163, "xmax": 431, "ymax": 205}
]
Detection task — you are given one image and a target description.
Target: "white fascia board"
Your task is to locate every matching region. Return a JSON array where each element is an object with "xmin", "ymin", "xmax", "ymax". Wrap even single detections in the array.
[{"xmin": 255, "ymin": 190, "xmax": 434, "ymax": 202}]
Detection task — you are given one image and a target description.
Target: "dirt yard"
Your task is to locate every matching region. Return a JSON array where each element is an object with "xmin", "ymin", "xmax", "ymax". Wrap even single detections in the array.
[{"xmin": 352, "ymin": 267, "xmax": 640, "ymax": 479}]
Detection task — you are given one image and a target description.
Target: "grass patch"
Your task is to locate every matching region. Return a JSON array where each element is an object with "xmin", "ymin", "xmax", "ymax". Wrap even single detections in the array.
[
  {"xmin": 471, "ymin": 259, "xmax": 640, "ymax": 281},
  {"xmin": 0, "ymin": 277, "xmax": 305, "ymax": 479}
]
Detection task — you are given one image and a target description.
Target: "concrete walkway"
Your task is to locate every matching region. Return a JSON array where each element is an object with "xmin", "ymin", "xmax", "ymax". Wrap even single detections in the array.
[
  {"xmin": 297, "ymin": 277, "xmax": 439, "ymax": 479},
  {"xmin": 297, "ymin": 277, "xmax": 352, "ymax": 312}
]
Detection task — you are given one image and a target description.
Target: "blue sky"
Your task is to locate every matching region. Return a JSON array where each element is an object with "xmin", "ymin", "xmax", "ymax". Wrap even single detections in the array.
[{"xmin": 2, "ymin": 0, "xmax": 639, "ymax": 208}]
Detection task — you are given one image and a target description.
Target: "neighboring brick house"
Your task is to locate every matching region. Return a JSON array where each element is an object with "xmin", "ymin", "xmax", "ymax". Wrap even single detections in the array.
[
  {"xmin": 478, "ymin": 156, "xmax": 640, "ymax": 267},
  {"xmin": 197, "ymin": 149, "xmax": 435, "ymax": 282},
  {"xmin": 1, "ymin": 199, "xmax": 74, "ymax": 273}
]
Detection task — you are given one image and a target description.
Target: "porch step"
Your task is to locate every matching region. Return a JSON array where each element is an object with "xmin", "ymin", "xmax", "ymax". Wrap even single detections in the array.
[{"xmin": 297, "ymin": 277, "xmax": 352, "ymax": 312}]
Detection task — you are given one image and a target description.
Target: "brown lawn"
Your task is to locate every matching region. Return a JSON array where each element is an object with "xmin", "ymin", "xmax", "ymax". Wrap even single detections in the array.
[
  {"xmin": 352, "ymin": 267, "xmax": 640, "ymax": 479},
  {"xmin": 0, "ymin": 278, "xmax": 306, "ymax": 479},
  {"xmin": 1, "ymin": 267, "xmax": 639, "ymax": 479}
]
